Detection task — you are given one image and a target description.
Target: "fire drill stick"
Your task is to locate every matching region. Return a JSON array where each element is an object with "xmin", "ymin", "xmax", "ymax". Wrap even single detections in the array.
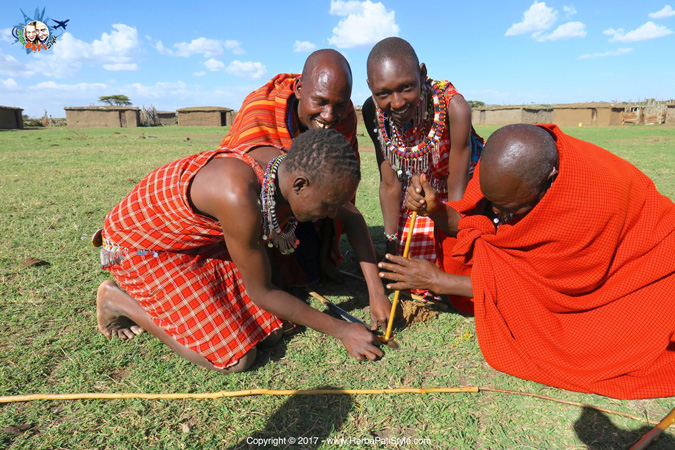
[{"xmin": 384, "ymin": 211, "xmax": 417, "ymax": 341}]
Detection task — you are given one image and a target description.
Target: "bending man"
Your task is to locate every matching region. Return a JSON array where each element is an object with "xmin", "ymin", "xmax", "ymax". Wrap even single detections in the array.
[{"xmin": 379, "ymin": 124, "xmax": 675, "ymax": 399}]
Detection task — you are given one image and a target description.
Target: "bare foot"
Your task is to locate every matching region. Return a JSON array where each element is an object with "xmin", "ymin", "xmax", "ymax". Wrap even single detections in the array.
[{"xmin": 96, "ymin": 280, "xmax": 144, "ymax": 340}]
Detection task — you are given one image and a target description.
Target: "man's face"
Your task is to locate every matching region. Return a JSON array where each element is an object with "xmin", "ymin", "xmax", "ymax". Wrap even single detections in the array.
[
  {"xmin": 25, "ymin": 25, "xmax": 36, "ymax": 42},
  {"xmin": 367, "ymin": 57, "xmax": 423, "ymax": 125},
  {"xmin": 294, "ymin": 67, "xmax": 352, "ymax": 131},
  {"xmin": 36, "ymin": 22, "xmax": 49, "ymax": 42},
  {"xmin": 288, "ymin": 174, "xmax": 357, "ymax": 223}
]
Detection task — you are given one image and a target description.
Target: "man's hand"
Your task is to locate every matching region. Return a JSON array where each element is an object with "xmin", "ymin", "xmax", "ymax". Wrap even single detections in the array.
[
  {"xmin": 369, "ymin": 291, "xmax": 392, "ymax": 331},
  {"xmin": 339, "ymin": 322, "xmax": 385, "ymax": 361},
  {"xmin": 406, "ymin": 174, "xmax": 442, "ymax": 216},
  {"xmin": 378, "ymin": 253, "xmax": 443, "ymax": 292}
]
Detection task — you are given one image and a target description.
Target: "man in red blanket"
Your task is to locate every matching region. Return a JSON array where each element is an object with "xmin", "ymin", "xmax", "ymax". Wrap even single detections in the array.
[
  {"xmin": 379, "ymin": 124, "xmax": 675, "ymax": 399},
  {"xmin": 220, "ymin": 49, "xmax": 360, "ymax": 289}
]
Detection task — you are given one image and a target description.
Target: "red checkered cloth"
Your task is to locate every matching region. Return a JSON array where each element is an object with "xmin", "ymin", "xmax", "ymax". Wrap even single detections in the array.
[
  {"xmin": 442, "ymin": 124, "xmax": 675, "ymax": 399},
  {"xmin": 102, "ymin": 149, "xmax": 282, "ymax": 369}
]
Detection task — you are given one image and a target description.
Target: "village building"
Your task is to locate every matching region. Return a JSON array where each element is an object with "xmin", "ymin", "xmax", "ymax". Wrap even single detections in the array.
[
  {"xmin": 176, "ymin": 107, "xmax": 234, "ymax": 127},
  {"xmin": 0, "ymin": 105, "xmax": 24, "ymax": 129},
  {"xmin": 64, "ymin": 106, "xmax": 140, "ymax": 128}
]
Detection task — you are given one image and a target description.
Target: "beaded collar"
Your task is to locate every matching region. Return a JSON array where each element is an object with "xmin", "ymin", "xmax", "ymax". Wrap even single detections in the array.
[
  {"xmin": 376, "ymin": 78, "xmax": 447, "ymax": 189},
  {"xmin": 260, "ymin": 155, "xmax": 298, "ymax": 255}
]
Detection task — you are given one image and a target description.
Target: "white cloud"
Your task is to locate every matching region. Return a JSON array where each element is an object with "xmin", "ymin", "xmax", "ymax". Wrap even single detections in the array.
[
  {"xmin": 202, "ymin": 58, "xmax": 265, "ymax": 79},
  {"xmin": 604, "ymin": 21, "xmax": 673, "ymax": 42},
  {"xmin": 506, "ymin": 1, "xmax": 558, "ymax": 36},
  {"xmin": 648, "ymin": 5, "xmax": 675, "ymax": 19},
  {"xmin": 536, "ymin": 21, "xmax": 586, "ymax": 41},
  {"xmin": 579, "ymin": 47, "xmax": 633, "ymax": 59},
  {"xmin": 328, "ymin": 1, "xmax": 399, "ymax": 48},
  {"xmin": 204, "ymin": 58, "xmax": 226, "ymax": 71},
  {"xmin": 1, "ymin": 28, "xmax": 15, "ymax": 43},
  {"xmin": 294, "ymin": 40, "xmax": 317, "ymax": 52},
  {"xmin": 155, "ymin": 37, "xmax": 244, "ymax": 58},
  {"xmin": 193, "ymin": 71, "xmax": 206, "ymax": 77},
  {"xmin": 34, "ymin": 80, "xmax": 107, "ymax": 90},
  {"xmin": 225, "ymin": 60, "xmax": 265, "ymax": 79},
  {"xmin": 38, "ymin": 25, "xmax": 140, "ymax": 77},
  {"xmin": 0, "ymin": 50, "xmax": 26, "ymax": 77},
  {"xmin": 1, "ymin": 78, "xmax": 18, "ymax": 89},
  {"xmin": 103, "ymin": 63, "xmax": 138, "ymax": 71},
  {"xmin": 563, "ymin": 5, "xmax": 577, "ymax": 17},
  {"xmin": 224, "ymin": 40, "xmax": 245, "ymax": 55}
]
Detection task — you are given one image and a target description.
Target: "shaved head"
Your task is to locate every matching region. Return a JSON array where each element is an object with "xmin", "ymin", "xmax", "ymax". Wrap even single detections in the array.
[
  {"xmin": 294, "ymin": 49, "xmax": 353, "ymax": 130},
  {"xmin": 301, "ymin": 49, "xmax": 352, "ymax": 88},
  {"xmin": 480, "ymin": 124, "xmax": 558, "ymax": 206},
  {"xmin": 366, "ymin": 37, "xmax": 419, "ymax": 77}
]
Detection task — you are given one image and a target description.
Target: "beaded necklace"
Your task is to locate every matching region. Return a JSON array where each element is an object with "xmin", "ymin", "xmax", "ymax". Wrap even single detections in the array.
[
  {"xmin": 376, "ymin": 78, "xmax": 447, "ymax": 190},
  {"xmin": 260, "ymin": 155, "xmax": 298, "ymax": 255}
]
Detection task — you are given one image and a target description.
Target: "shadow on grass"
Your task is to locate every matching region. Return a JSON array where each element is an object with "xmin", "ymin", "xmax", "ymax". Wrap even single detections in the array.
[
  {"xmin": 228, "ymin": 385, "xmax": 353, "ymax": 450},
  {"xmin": 574, "ymin": 407, "xmax": 675, "ymax": 449}
]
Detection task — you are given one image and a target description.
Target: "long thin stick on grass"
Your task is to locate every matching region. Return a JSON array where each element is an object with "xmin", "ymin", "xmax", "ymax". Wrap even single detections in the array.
[
  {"xmin": 384, "ymin": 211, "xmax": 417, "ymax": 341},
  {"xmin": 0, "ymin": 386, "xmax": 663, "ymax": 426},
  {"xmin": 629, "ymin": 407, "xmax": 675, "ymax": 450}
]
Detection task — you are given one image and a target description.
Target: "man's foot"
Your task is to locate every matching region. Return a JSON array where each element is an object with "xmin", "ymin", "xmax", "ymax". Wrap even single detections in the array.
[{"xmin": 96, "ymin": 281, "xmax": 144, "ymax": 340}]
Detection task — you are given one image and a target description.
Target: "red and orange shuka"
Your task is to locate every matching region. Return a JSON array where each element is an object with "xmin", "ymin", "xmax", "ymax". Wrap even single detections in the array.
[{"xmin": 439, "ymin": 124, "xmax": 675, "ymax": 399}]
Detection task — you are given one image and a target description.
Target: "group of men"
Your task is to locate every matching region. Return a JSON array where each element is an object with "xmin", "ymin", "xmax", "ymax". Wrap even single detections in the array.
[{"xmin": 96, "ymin": 40, "xmax": 675, "ymax": 400}]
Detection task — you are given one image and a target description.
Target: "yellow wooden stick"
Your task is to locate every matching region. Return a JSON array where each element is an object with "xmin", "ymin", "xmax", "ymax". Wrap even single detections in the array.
[
  {"xmin": 629, "ymin": 407, "xmax": 675, "ymax": 450},
  {"xmin": 384, "ymin": 211, "xmax": 418, "ymax": 341}
]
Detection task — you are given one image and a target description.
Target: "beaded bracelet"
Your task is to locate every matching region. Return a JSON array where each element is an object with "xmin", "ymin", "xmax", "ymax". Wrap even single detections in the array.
[{"xmin": 385, "ymin": 233, "xmax": 398, "ymax": 242}]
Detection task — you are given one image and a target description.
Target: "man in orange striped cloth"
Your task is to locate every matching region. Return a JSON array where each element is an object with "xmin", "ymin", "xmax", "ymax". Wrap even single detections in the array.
[
  {"xmin": 379, "ymin": 124, "xmax": 675, "ymax": 399},
  {"xmin": 220, "ymin": 49, "xmax": 362, "ymax": 292},
  {"xmin": 96, "ymin": 130, "xmax": 384, "ymax": 372}
]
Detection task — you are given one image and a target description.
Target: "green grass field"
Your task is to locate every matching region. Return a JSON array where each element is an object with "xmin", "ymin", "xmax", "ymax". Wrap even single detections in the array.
[{"xmin": 0, "ymin": 124, "xmax": 674, "ymax": 449}]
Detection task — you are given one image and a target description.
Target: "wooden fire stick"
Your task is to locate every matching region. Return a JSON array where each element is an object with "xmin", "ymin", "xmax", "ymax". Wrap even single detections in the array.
[{"xmin": 384, "ymin": 211, "xmax": 418, "ymax": 341}]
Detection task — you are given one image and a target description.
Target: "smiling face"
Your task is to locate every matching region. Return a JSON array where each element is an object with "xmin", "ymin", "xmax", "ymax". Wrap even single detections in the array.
[
  {"xmin": 24, "ymin": 24, "xmax": 37, "ymax": 42},
  {"xmin": 367, "ymin": 56, "xmax": 425, "ymax": 125},
  {"xmin": 36, "ymin": 22, "xmax": 49, "ymax": 42},
  {"xmin": 294, "ymin": 66, "xmax": 352, "ymax": 131}
]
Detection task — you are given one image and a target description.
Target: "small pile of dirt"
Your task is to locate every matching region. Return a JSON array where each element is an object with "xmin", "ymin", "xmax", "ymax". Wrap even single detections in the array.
[{"xmin": 397, "ymin": 299, "xmax": 440, "ymax": 326}]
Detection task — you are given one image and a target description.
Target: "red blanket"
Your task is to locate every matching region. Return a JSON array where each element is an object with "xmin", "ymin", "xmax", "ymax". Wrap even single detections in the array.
[{"xmin": 440, "ymin": 124, "xmax": 675, "ymax": 399}]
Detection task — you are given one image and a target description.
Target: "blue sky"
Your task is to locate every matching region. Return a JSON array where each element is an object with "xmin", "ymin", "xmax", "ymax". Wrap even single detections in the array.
[{"xmin": 1, "ymin": 0, "xmax": 674, "ymax": 118}]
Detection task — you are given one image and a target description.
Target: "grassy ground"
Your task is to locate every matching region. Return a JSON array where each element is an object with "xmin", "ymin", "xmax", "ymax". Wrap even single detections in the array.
[{"xmin": 0, "ymin": 124, "xmax": 674, "ymax": 449}]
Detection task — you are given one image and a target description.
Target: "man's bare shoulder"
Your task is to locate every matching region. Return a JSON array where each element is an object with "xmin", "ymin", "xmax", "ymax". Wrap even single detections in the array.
[{"xmin": 191, "ymin": 156, "xmax": 260, "ymax": 220}]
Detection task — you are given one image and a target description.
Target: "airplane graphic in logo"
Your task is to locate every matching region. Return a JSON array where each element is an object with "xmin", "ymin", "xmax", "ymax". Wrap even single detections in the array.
[{"xmin": 52, "ymin": 19, "xmax": 69, "ymax": 30}]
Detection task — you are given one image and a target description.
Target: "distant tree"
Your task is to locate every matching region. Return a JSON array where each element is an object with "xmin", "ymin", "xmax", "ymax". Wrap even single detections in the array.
[
  {"xmin": 99, "ymin": 95, "xmax": 132, "ymax": 106},
  {"xmin": 467, "ymin": 100, "xmax": 486, "ymax": 109}
]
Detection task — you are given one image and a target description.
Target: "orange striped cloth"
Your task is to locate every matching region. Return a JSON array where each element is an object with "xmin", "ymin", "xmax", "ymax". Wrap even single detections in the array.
[
  {"xmin": 440, "ymin": 124, "xmax": 675, "ymax": 399},
  {"xmin": 102, "ymin": 149, "xmax": 282, "ymax": 369},
  {"xmin": 220, "ymin": 73, "xmax": 358, "ymax": 154},
  {"xmin": 219, "ymin": 73, "xmax": 359, "ymax": 286}
]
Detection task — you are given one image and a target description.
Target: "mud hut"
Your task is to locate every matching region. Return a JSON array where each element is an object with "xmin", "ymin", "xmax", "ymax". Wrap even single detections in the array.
[
  {"xmin": 156, "ymin": 110, "xmax": 177, "ymax": 126},
  {"xmin": 552, "ymin": 103, "xmax": 623, "ymax": 127},
  {"xmin": 176, "ymin": 107, "xmax": 234, "ymax": 126},
  {"xmin": 664, "ymin": 104, "xmax": 675, "ymax": 127},
  {"xmin": 0, "ymin": 106, "xmax": 24, "ymax": 129},
  {"xmin": 64, "ymin": 106, "xmax": 140, "ymax": 128},
  {"xmin": 471, "ymin": 105, "xmax": 553, "ymax": 126}
]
